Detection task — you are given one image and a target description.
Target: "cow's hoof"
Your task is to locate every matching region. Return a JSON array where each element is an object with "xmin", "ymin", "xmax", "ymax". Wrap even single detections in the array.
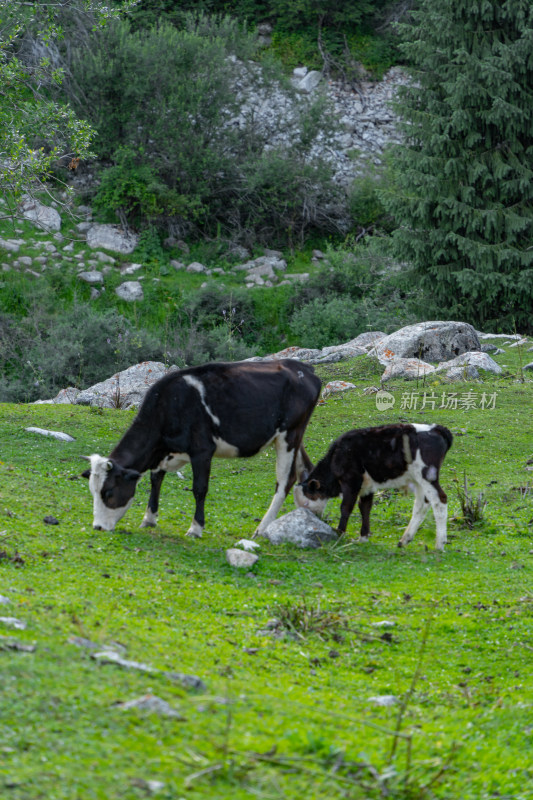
[
  {"xmin": 140, "ymin": 520, "xmax": 156, "ymax": 528},
  {"xmin": 357, "ymin": 535, "xmax": 370, "ymax": 543},
  {"xmin": 185, "ymin": 522, "xmax": 203, "ymax": 538}
]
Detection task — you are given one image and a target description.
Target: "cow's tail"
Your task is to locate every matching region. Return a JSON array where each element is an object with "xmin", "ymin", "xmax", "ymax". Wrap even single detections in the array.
[{"xmin": 433, "ymin": 425, "xmax": 453, "ymax": 453}]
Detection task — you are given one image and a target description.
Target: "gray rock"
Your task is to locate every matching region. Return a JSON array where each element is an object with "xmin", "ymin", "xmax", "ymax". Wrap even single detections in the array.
[
  {"xmin": 348, "ymin": 331, "xmax": 386, "ymax": 349},
  {"xmin": 381, "ymin": 358, "xmax": 436, "ymax": 382},
  {"xmin": 0, "ymin": 617, "xmax": 26, "ymax": 630},
  {"xmin": 34, "ymin": 387, "xmax": 80, "ymax": 405},
  {"xmin": 296, "ymin": 70, "xmax": 323, "ymax": 93},
  {"xmin": 117, "ymin": 694, "xmax": 183, "ymax": 718},
  {"xmin": 78, "ymin": 270, "xmax": 103, "ymax": 284},
  {"xmin": 225, "ymin": 549, "xmax": 259, "ymax": 568},
  {"xmin": 0, "ymin": 237, "xmax": 24, "ymax": 253},
  {"xmin": 95, "ymin": 251, "xmax": 116, "ymax": 264},
  {"xmin": 186, "ymin": 261, "xmax": 206, "ymax": 273},
  {"xmin": 75, "ymin": 361, "xmax": 172, "ymax": 409},
  {"xmin": 435, "ymin": 351, "xmax": 503, "ymax": 376},
  {"xmin": 120, "ymin": 262, "xmax": 143, "ymax": 275},
  {"xmin": 18, "ymin": 256, "xmax": 32, "ymax": 266},
  {"xmin": 20, "ymin": 197, "xmax": 61, "ymax": 231},
  {"xmin": 115, "ymin": 281, "xmax": 144, "ymax": 302},
  {"xmin": 368, "ymin": 695, "xmax": 399, "ymax": 707},
  {"xmin": 263, "ymin": 508, "xmax": 337, "ymax": 548},
  {"xmin": 76, "ymin": 221, "xmax": 92, "ymax": 233},
  {"xmin": 444, "ymin": 365, "xmax": 479, "ymax": 381},
  {"xmin": 373, "ymin": 321, "xmax": 480, "ymax": 364},
  {"xmin": 170, "ymin": 259, "xmax": 185, "ymax": 270},
  {"xmin": 86, "ymin": 224, "xmax": 138, "ymax": 254},
  {"xmin": 523, "ymin": 362, "xmax": 533, "ymax": 371},
  {"xmin": 25, "ymin": 427, "xmax": 75, "ymax": 442}
]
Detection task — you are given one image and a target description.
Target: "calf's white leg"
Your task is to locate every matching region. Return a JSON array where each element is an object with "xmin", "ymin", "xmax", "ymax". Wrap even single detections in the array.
[{"xmin": 398, "ymin": 484, "xmax": 430, "ymax": 547}]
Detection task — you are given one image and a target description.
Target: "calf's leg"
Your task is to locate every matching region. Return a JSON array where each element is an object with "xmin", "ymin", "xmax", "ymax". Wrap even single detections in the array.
[
  {"xmin": 398, "ymin": 484, "xmax": 430, "ymax": 547},
  {"xmin": 337, "ymin": 477, "xmax": 362, "ymax": 534},
  {"xmin": 358, "ymin": 493, "xmax": 374, "ymax": 540}
]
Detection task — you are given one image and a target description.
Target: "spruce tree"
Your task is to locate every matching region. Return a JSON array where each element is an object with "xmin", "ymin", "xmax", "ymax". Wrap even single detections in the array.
[{"xmin": 381, "ymin": 0, "xmax": 533, "ymax": 331}]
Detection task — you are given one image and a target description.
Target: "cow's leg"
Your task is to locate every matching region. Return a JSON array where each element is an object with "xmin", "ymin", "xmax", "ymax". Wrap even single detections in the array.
[
  {"xmin": 427, "ymin": 481, "xmax": 448, "ymax": 550},
  {"xmin": 398, "ymin": 484, "xmax": 429, "ymax": 547},
  {"xmin": 358, "ymin": 493, "xmax": 374, "ymax": 540},
  {"xmin": 255, "ymin": 433, "xmax": 298, "ymax": 536},
  {"xmin": 338, "ymin": 478, "xmax": 362, "ymax": 534},
  {"xmin": 140, "ymin": 469, "xmax": 166, "ymax": 528},
  {"xmin": 186, "ymin": 453, "xmax": 213, "ymax": 538}
]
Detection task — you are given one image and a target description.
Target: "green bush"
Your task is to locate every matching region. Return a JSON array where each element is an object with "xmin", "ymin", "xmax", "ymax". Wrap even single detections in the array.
[
  {"xmin": 64, "ymin": 14, "xmax": 345, "ymax": 245},
  {"xmin": 0, "ymin": 304, "xmax": 165, "ymax": 403},
  {"xmin": 289, "ymin": 295, "xmax": 363, "ymax": 349}
]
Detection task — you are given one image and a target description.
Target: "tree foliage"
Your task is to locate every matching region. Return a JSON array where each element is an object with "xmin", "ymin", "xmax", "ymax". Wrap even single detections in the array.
[
  {"xmin": 381, "ymin": 0, "xmax": 533, "ymax": 331},
  {"xmin": 0, "ymin": 1, "xmax": 132, "ymax": 221},
  {"xmin": 66, "ymin": 15, "xmax": 344, "ymax": 244}
]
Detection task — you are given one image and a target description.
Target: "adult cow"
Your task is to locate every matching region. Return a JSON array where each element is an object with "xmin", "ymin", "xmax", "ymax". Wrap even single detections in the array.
[{"xmin": 82, "ymin": 359, "xmax": 321, "ymax": 536}]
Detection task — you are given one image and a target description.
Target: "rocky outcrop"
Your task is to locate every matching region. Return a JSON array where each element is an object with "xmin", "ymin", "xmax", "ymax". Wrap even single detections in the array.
[
  {"xmin": 20, "ymin": 197, "xmax": 61, "ymax": 232},
  {"xmin": 371, "ymin": 321, "xmax": 480, "ymax": 364},
  {"xmin": 74, "ymin": 362, "xmax": 175, "ymax": 409},
  {"xmin": 86, "ymin": 224, "xmax": 138, "ymax": 254}
]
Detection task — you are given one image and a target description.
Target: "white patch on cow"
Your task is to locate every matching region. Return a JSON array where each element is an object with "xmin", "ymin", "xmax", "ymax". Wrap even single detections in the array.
[
  {"xmin": 402, "ymin": 434, "xmax": 413, "ymax": 464},
  {"xmin": 293, "ymin": 483, "xmax": 328, "ymax": 517},
  {"xmin": 186, "ymin": 519, "xmax": 203, "ymax": 538},
  {"xmin": 412, "ymin": 423, "xmax": 435, "ymax": 433},
  {"xmin": 214, "ymin": 437, "xmax": 240, "ymax": 458},
  {"xmin": 183, "ymin": 375, "xmax": 221, "ymax": 426},
  {"xmin": 425, "ymin": 464, "xmax": 438, "ymax": 482},
  {"xmin": 255, "ymin": 431, "xmax": 298, "ymax": 535},
  {"xmin": 87, "ymin": 453, "xmax": 137, "ymax": 531},
  {"xmin": 140, "ymin": 509, "xmax": 158, "ymax": 528},
  {"xmin": 158, "ymin": 453, "xmax": 190, "ymax": 472}
]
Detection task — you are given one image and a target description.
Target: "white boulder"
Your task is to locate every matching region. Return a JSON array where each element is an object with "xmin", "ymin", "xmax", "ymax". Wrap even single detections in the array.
[
  {"xmin": 262, "ymin": 508, "xmax": 337, "ymax": 548},
  {"xmin": 86, "ymin": 224, "xmax": 138, "ymax": 254},
  {"xmin": 20, "ymin": 197, "xmax": 61, "ymax": 232},
  {"xmin": 372, "ymin": 321, "xmax": 480, "ymax": 364}
]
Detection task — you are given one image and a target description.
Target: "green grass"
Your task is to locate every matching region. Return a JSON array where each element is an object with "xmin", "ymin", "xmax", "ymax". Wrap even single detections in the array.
[{"xmin": 0, "ymin": 350, "xmax": 532, "ymax": 798}]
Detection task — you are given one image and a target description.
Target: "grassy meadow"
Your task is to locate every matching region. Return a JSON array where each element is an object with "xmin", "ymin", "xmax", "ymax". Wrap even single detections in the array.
[{"xmin": 0, "ymin": 347, "xmax": 532, "ymax": 799}]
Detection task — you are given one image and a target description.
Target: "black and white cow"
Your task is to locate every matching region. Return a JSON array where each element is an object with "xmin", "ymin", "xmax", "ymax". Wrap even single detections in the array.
[
  {"xmin": 82, "ymin": 359, "xmax": 321, "ymax": 536},
  {"xmin": 298, "ymin": 423, "xmax": 453, "ymax": 550}
]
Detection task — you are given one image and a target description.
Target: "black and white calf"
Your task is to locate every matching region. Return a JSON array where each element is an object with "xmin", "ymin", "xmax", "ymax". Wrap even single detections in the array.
[
  {"xmin": 298, "ymin": 423, "xmax": 453, "ymax": 550},
  {"xmin": 82, "ymin": 359, "xmax": 321, "ymax": 536}
]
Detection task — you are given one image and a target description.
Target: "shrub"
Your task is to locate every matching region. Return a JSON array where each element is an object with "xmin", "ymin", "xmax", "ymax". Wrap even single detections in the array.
[{"xmin": 289, "ymin": 295, "xmax": 363, "ymax": 349}]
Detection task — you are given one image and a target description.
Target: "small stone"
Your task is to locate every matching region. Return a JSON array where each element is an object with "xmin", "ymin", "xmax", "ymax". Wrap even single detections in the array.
[
  {"xmin": 115, "ymin": 281, "xmax": 144, "ymax": 302},
  {"xmin": 186, "ymin": 261, "xmax": 206, "ymax": 273},
  {"xmin": 43, "ymin": 516, "xmax": 60, "ymax": 525},
  {"xmin": 368, "ymin": 695, "xmax": 399, "ymax": 707},
  {"xmin": 25, "ymin": 427, "xmax": 75, "ymax": 442},
  {"xmin": 0, "ymin": 617, "xmax": 26, "ymax": 630},
  {"xmin": 225, "ymin": 549, "xmax": 259, "ymax": 568},
  {"xmin": 116, "ymin": 694, "xmax": 184, "ymax": 718},
  {"xmin": 234, "ymin": 539, "xmax": 260, "ymax": 552}
]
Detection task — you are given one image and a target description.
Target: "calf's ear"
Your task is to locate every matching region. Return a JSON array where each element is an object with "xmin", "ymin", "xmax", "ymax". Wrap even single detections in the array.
[{"xmin": 308, "ymin": 478, "xmax": 321, "ymax": 492}]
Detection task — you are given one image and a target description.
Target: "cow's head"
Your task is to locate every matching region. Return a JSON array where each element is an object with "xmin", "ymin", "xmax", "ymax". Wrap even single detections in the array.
[
  {"xmin": 293, "ymin": 470, "xmax": 329, "ymax": 517},
  {"xmin": 81, "ymin": 454, "xmax": 141, "ymax": 531}
]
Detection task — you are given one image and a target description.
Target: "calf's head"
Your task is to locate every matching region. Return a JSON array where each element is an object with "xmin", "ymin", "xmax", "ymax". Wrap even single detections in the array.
[
  {"xmin": 81, "ymin": 454, "xmax": 141, "ymax": 531},
  {"xmin": 293, "ymin": 468, "xmax": 331, "ymax": 517}
]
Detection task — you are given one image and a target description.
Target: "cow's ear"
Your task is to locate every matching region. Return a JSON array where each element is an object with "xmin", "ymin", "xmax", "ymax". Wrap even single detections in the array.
[
  {"xmin": 125, "ymin": 469, "xmax": 142, "ymax": 482},
  {"xmin": 81, "ymin": 469, "xmax": 91, "ymax": 479}
]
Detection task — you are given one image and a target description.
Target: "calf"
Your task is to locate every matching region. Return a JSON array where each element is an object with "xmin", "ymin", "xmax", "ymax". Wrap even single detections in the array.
[
  {"xmin": 82, "ymin": 359, "xmax": 321, "ymax": 537},
  {"xmin": 298, "ymin": 423, "xmax": 453, "ymax": 550}
]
